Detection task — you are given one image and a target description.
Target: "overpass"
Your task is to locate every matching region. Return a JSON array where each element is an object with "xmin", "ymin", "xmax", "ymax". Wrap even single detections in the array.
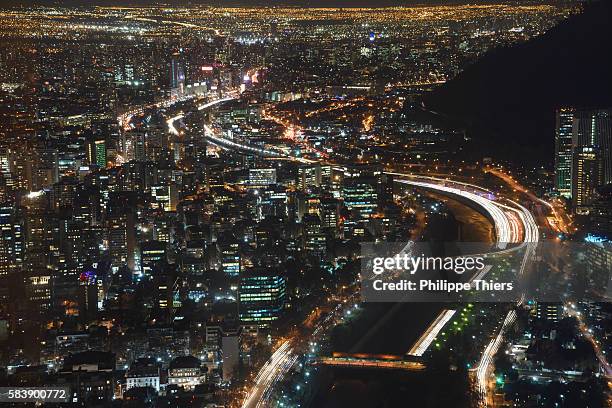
[{"xmin": 314, "ymin": 355, "xmax": 426, "ymax": 371}]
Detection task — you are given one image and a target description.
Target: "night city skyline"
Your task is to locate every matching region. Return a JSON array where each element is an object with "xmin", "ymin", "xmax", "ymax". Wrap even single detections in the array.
[{"xmin": 0, "ymin": 1, "xmax": 610, "ymax": 407}]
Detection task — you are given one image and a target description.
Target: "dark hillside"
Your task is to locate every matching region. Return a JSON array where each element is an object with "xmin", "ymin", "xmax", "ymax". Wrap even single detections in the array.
[{"xmin": 425, "ymin": 1, "xmax": 612, "ymax": 165}]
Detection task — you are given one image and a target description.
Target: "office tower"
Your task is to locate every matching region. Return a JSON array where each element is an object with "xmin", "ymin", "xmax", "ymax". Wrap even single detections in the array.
[
  {"xmin": 0, "ymin": 204, "xmax": 23, "ymax": 277},
  {"xmin": 342, "ymin": 176, "xmax": 379, "ymax": 220},
  {"xmin": 107, "ymin": 195, "xmax": 137, "ymax": 271},
  {"xmin": 78, "ymin": 268, "xmax": 98, "ymax": 323},
  {"xmin": 152, "ymin": 213, "xmax": 174, "ymax": 243},
  {"xmin": 132, "ymin": 130, "xmax": 147, "ymax": 162},
  {"xmin": 586, "ymin": 240, "xmax": 612, "ymax": 294},
  {"xmin": 145, "ymin": 123, "xmax": 168, "ymax": 162},
  {"xmin": 238, "ymin": 269, "xmax": 286, "ymax": 326},
  {"xmin": 248, "ymin": 168, "xmax": 277, "ymax": 187},
  {"xmin": 154, "ymin": 271, "xmax": 179, "ymax": 315},
  {"xmin": 121, "ymin": 161, "xmax": 147, "ymax": 192},
  {"xmin": 22, "ymin": 191, "xmax": 52, "ymax": 271},
  {"xmin": 573, "ymin": 109, "xmax": 612, "ymax": 175},
  {"xmin": 108, "ymin": 213, "xmax": 131, "ymax": 269},
  {"xmin": 555, "ymin": 108, "xmax": 612, "ymax": 211},
  {"xmin": 379, "ymin": 173, "xmax": 395, "ymax": 203},
  {"xmin": 303, "ymin": 213, "xmax": 327, "ymax": 257},
  {"xmin": 9, "ymin": 146, "xmax": 34, "ymax": 191},
  {"xmin": 590, "ymin": 185, "xmax": 612, "ymax": 238},
  {"xmin": 181, "ymin": 245, "xmax": 208, "ymax": 277},
  {"xmin": 572, "ymin": 147, "xmax": 602, "ymax": 212},
  {"xmin": 220, "ymin": 239, "xmax": 241, "ymax": 277},
  {"xmin": 33, "ymin": 147, "xmax": 59, "ymax": 190},
  {"xmin": 256, "ymin": 187, "xmax": 288, "ymax": 221},
  {"xmin": 296, "ymin": 193, "xmax": 320, "ymax": 222},
  {"xmin": 571, "ymin": 109, "xmax": 611, "ymax": 211},
  {"xmin": 170, "ymin": 53, "xmax": 185, "ymax": 95},
  {"xmin": 150, "ymin": 184, "xmax": 178, "ymax": 212},
  {"xmin": 59, "ymin": 218, "xmax": 91, "ymax": 275},
  {"xmin": 554, "ymin": 108, "xmax": 574, "ymax": 198},
  {"xmin": 51, "ymin": 178, "xmax": 77, "ymax": 212},
  {"xmin": 87, "ymin": 139, "xmax": 107, "ymax": 168},
  {"xmin": 297, "ymin": 164, "xmax": 322, "ymax": 191},
  {"xmin": 320, "ymin": 197, "xmax": 340, "ymax": 238},
  {"xmin": 0, "ymin": 147, "xmax": 11, "ymax": 192},
  {"xmin": 0, "ymin": 147, "xmax": 9, "ymax": 174},
  {"xmin": 25, "ymin": 273, "xmax": 52, "ymax": 314},
  {"xmin": 140, "ymin": 241, "xmax": 167, "ymax": 276}
]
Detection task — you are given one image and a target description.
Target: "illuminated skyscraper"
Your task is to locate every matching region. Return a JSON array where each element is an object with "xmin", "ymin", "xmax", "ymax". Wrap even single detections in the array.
[
  {"xmin": 590, "ymin": 185, "xmax": 612, "ymax": 238},
  {"xmin": 87, "ymin": 139, "xmax": 107, "ymax": 168},
  {"xmin": 570, "ymin": 109, "xmax": 611, "ymax": 212},
  {"xmin": 248, "ymin": 168, "xmax": 277, "ymax": 187},
  {"xmin": 141, "ymin": 241, "xmax": 167, "ymax": 276},
  {"xmin": 150, "ymin": 184, "xmax": 178, "ymax": 212},
  {"xmin": 22, "ymin": 191, "xmax": 52, "ymax": 271},
  {"xmin": 303, "ymin": 213, "xmax": 326, "ymax": 257},
  {"xmin": 107, "ymin": 196, "xmax": 136, "ymax": 271},
  {"xmin": 297, "ymin": 164, "xmax": 322, "ymax": 191},
  {"xmin": 33, "ymin": 147, "xmax": 59, "ymax": 190},
  {"xmin": 556, "ymin": 108, "xmax": 612, "ymax": 211},
  {"xmin": 220, "ymin": 239, "xmax": 240, "ymax": 277},
  {"xmin": 572, "ymin": 146, "xmax": 602, "ymax": 212},
  {"xmin": 0, "ymin": 205, "xmax": 23, "ymax": 277},
  {"xmin": 342, "ymin": 176, "xmax": 378, "ymax": 220},
  {"xmin": 239, "ymin": 269, "xmax": 286, "ymax": 326},
  {"xmin": 555, "ymin": 108, "xmax": 575, "ymax": 198}
]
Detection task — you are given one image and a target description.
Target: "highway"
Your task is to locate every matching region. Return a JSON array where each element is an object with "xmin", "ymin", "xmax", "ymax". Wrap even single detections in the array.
[
  {"xmin": 408, "ymin": 309, "xmax": 457, "ymax": 357},
  {"xmin": 118, "ymin": 93, "xmax": 198, "ymax": 131},
  {"xmin": 165, "ymin": 94, "xmax": 317, "ymax": 164},
  {"xmin": 203, "ymin": 124, "xmax": 286, "ymax": 159},
  {"xmin": 241, "ymin": 297, "xmax": 359, "ymax": 408},
  {"xmin": 149, "ymin": 92, "xmax": 543, "ymax": 407},
  {"xmin": 241, "ymin": 341, "xmax": 298, "ymax": 408},
  {"xmin": 391, "ymin": 173, "xmax": 540, "ymax": 407},
  {"xmin": 393, "ymin": 177, "xmax": 516, "ymax": 245},
  {"xmin": 253, "ymin": 172, "xmax": 536, "ymax": 405},
  {"xmin": 166, "ymin": 95, "xmax": 238, "ymax": 136},
  {"xmin": 473, "ymin": 189, "xmax": 540, "ymax": 407},
  {"xmin": 475, "ymin": 309, "xmax": 518, "ymax": 404}
]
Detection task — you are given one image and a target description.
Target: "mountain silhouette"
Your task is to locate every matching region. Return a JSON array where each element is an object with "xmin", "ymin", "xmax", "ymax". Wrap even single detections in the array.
[{"xmin": 424, "ymin": 0, "xmax": 612, "ymax": 165}]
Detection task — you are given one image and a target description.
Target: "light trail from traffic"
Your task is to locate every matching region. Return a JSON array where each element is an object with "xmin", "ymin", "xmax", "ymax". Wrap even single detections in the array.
[
  {"xmin": 394, "ymin": 177, "xmax": 515, "ymax": 244},
  {"xmin": 473, "ymin": 190, "xmax": 540, "ymax": 407},
  {"xmin": 408, "ymin": 309, "xmax": 457, "ymax": 357},
  {"xmin": 241, "ymin": 297, "xmax": 359, "ymax": 408},
  {"xmin": 242, "ymin": 341, "xmax": 295, "ymax": 408},
  {"xmin": 475, "ymin": 309, "xmax": 517, "ymax": 403},
  {"xmin": 197, "ymin": 96, "xmax": 237, "ymax": 111}
]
